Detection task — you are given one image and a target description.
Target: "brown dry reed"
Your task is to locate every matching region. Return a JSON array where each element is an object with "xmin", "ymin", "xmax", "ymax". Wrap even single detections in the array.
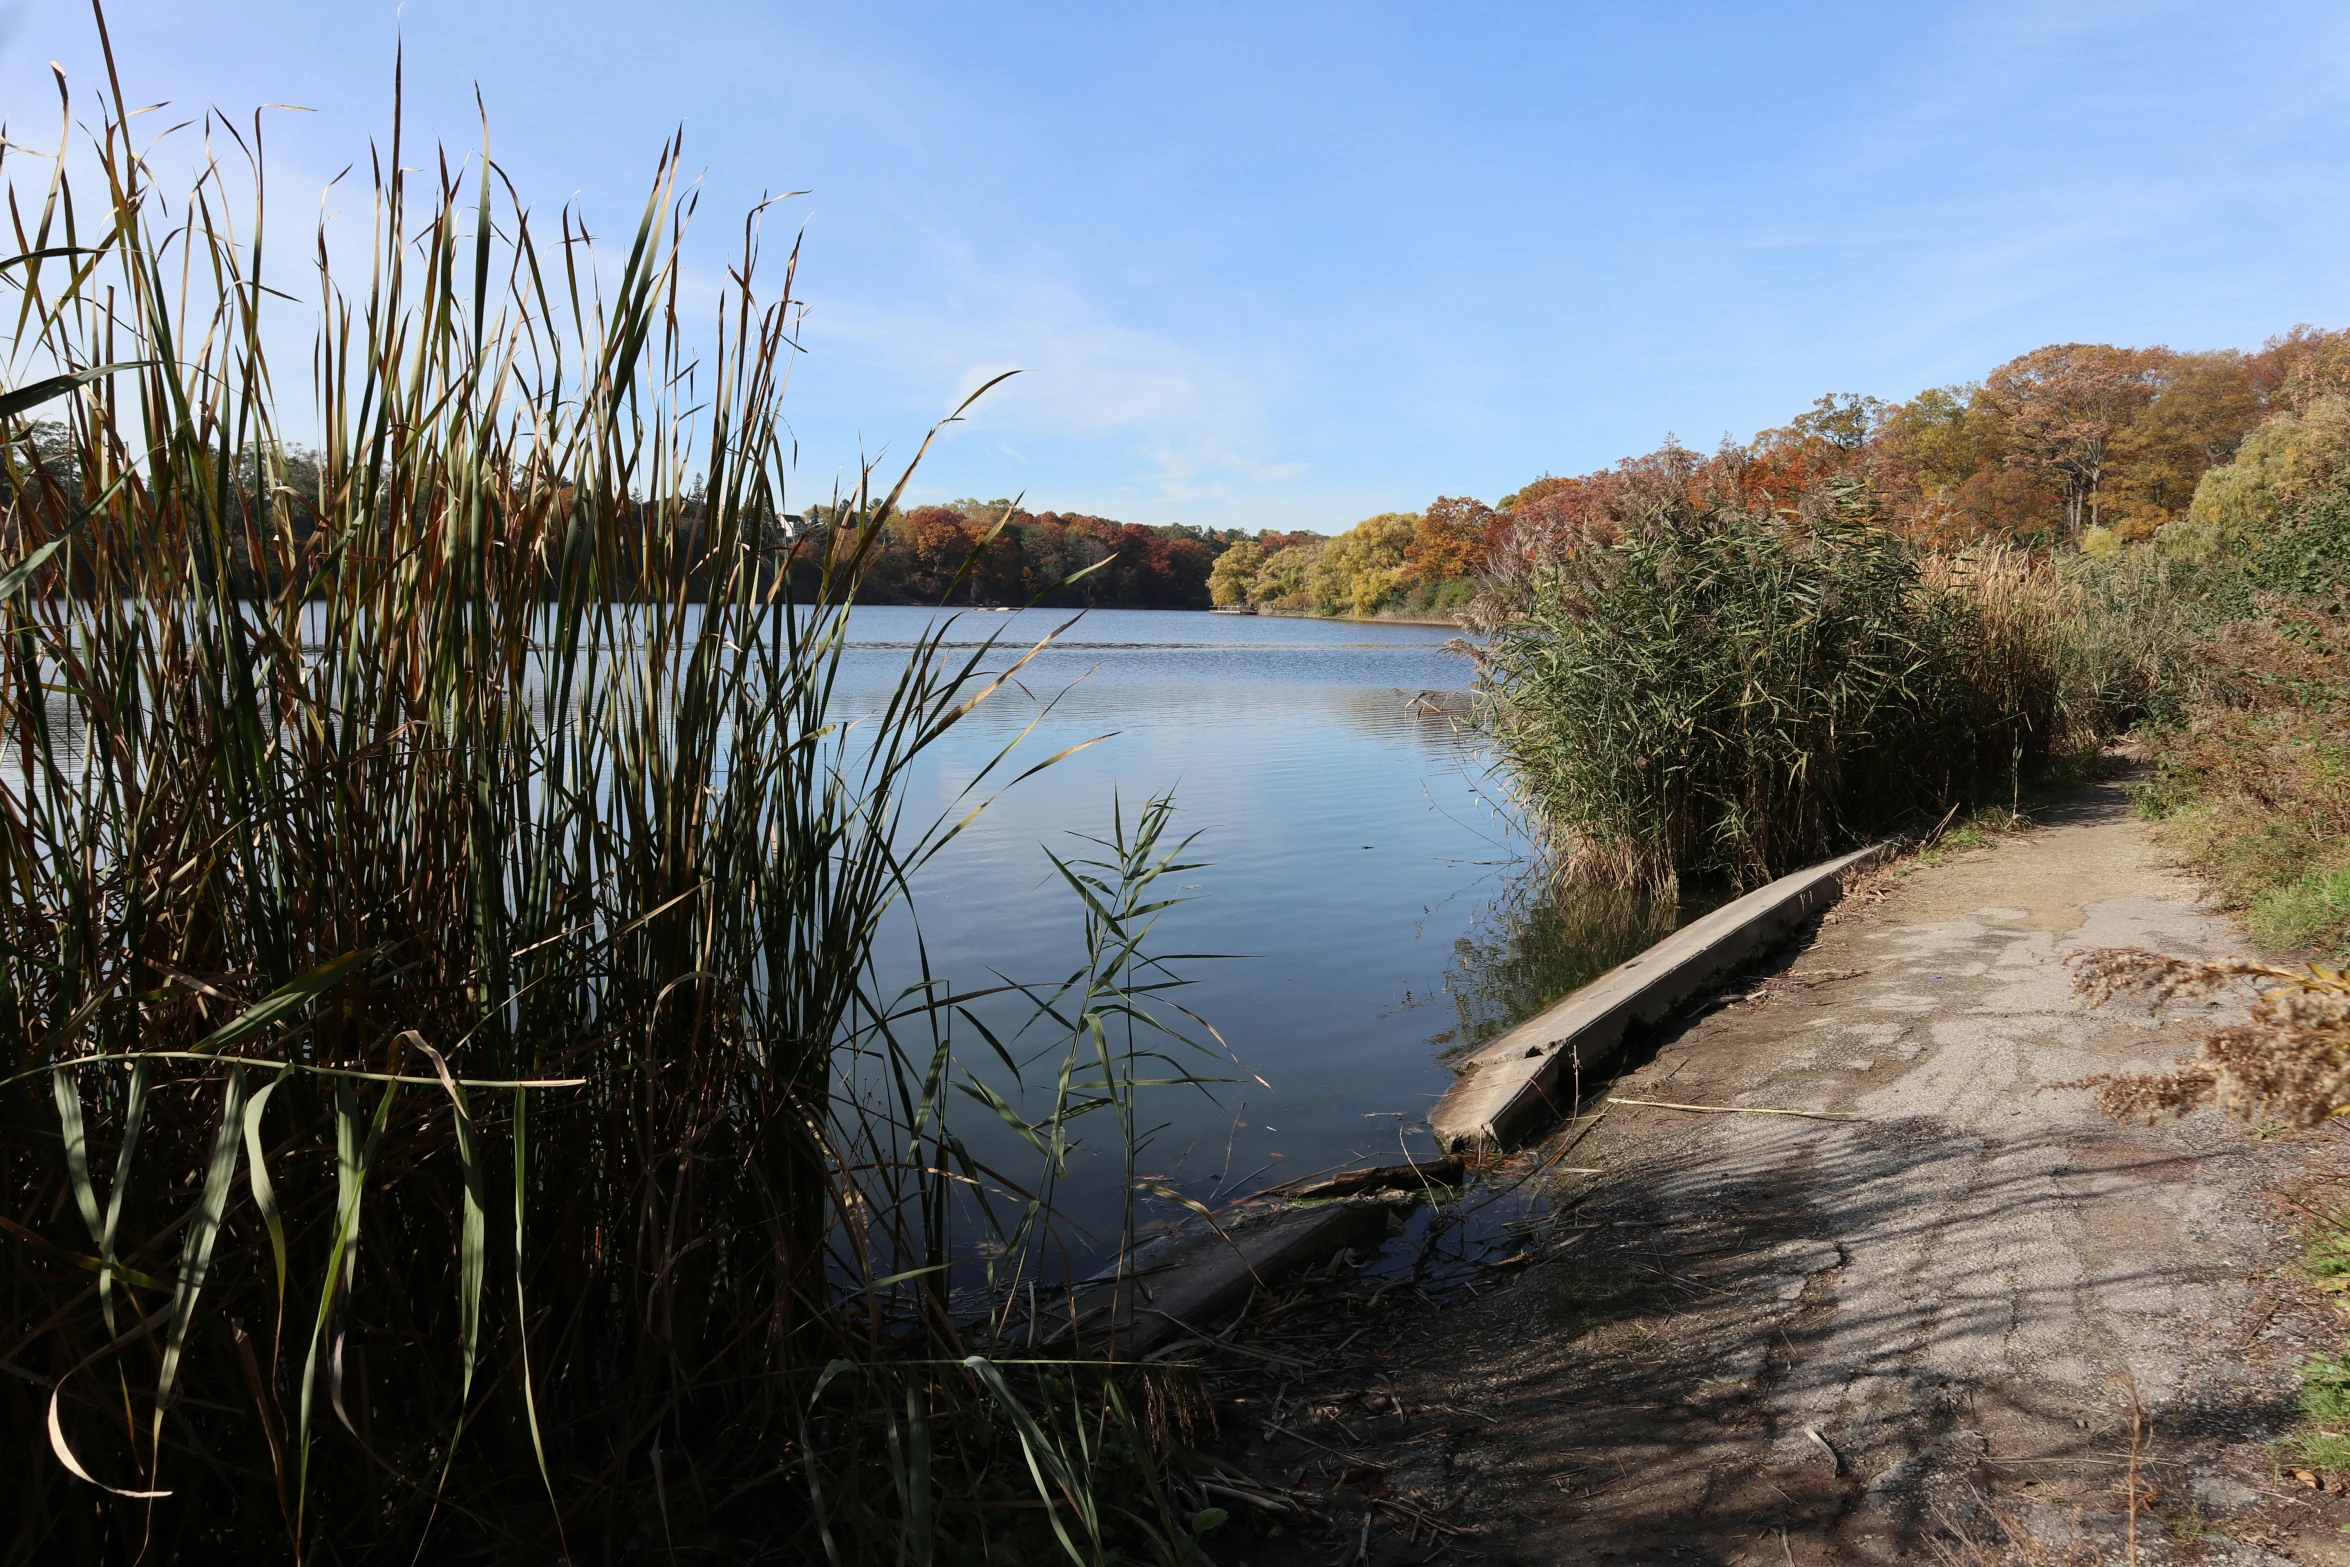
[
  {"xmin": 1, "ymin": 19, "xmax": 1223, "ymax": 1566},
  {"xmin": 2066, "ymin": 948, "xmax": 2350, "ymax": 1129}
]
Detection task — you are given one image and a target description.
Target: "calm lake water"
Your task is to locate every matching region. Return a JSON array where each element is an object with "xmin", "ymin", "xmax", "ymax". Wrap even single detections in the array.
[{"xmin": 839, "ymin": 606, "xmax": 1677, "ymax": 1256}]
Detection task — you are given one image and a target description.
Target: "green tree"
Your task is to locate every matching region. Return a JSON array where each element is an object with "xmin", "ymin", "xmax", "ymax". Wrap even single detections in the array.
[
  {"xmin": 2174, "ymin": 396, "xmax": 2350, "ymax": 556},
  {"xmin": 1313, "ymin": 510, "xmax": 1418, "ymax": 615},
  {"xmin": 1208, "ymin": 539, "xmax": 1265, "ymax": 606},
  {"xmin": 1251, "ymin": 538, "xmax": 1323, "ymax": 610}
]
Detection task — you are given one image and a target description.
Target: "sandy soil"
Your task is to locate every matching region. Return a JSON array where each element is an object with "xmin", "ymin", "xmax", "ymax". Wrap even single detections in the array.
[{"xmin": 1203, "ymin": 779, "xmax": 2350, "ymax": 1566}]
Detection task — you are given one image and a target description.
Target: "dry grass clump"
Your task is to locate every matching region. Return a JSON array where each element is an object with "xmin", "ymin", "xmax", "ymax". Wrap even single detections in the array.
[
  {"xmin": 1928, "ymin": 1501, "xmax": 2112, "ymax": 1567},
  {"xmin": 1927, "ymin": 545, "xmax": 2196, "ymax": 752},
  {"xmin": 2065, "ymin": 948, "xmax": 2350, "ymax": 1127}
]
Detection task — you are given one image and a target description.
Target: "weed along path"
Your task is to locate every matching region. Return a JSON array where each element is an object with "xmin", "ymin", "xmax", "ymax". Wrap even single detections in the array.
[{"xmin": 1206, "ymin": 778, "xmax": 2350, "ymax": 1566}]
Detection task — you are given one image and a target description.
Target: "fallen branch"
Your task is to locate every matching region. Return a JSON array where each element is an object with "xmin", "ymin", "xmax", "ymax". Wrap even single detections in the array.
[
  {"xmin": 1265, "ymin": 1156, "xmax": 1466, "ymax": 1201},
  {"xmin": 1375, "ymin": 1495, "xmax": 1469, "ymax": 1536},
  {"xmin": 1607, "ymin": 1096, "xmax": 1862, "ymax": 1121},
  {"xmin": 1197, "ymin": 1479, "xmax": 1302, "ymax": 1515}
]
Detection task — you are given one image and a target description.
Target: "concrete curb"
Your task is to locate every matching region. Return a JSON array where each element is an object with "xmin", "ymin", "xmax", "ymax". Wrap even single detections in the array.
[{"xmin": 1427, "ymin": 842, "xmax": 1896, "ymax": 1153}]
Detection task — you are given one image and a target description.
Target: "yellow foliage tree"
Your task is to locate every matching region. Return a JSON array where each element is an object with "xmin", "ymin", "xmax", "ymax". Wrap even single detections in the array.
[
  {"xmin": 1208, "ymin": 540, "xmax": 1265, "ymax": 606},
  {"xmin": 1312, "ymin": 511, "xmax": 1418, "ymax": 615},
  {"xmin": 2168, "ymin": 396, "xmax": 2350, "ymax": 557}
]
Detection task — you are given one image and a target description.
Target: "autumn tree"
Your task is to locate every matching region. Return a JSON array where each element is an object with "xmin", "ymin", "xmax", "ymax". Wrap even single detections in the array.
[
  {"xmin": 1496, "ymin": 475, "xmax": 1578, "ymax": 512},
  {"xmin": 2102, "ymin": 350, "xmax": 2263, "ymax": 536},
  {"xmin": 2250, "ymin": 324, "xmax": 2350, "ymax": 412},
  {"xmin": 1482, "ymin": 330, "xmax": 2328, "ymax": 564},
  {"xmin": 1208, "ymin": 539, "xmax": 1265, "ymax": 606},
  {"xmin": 1314, "ymin": 511, "xmax": 1418, "ymax": 616},
  {"xmin": 1487, "ymin": 471, "xmax": 1622, "ymax": 566},
  {"xmin": 1786, "ymin": 393, "xmax": 1885, "ymax": 453},
  {"xmin": 1981, "ymin": 344, "xmax": 2171, "ymax": 542},
  {"xmin": 1404, "ymin": 495, "xmax": 1494, "ymax": 584},
  {"xmin": 891, "ymin": 505, "xmax": 983, "ymax": 600},
  {"xmin": 1251, "ymin": 537, "xmax": 1323, "ymax": 610}
]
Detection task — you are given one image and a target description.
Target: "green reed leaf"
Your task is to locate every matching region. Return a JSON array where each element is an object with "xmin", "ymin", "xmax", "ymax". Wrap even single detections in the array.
[
  {"xmin": 154, "ymin": 1066, "xmax": 247, "ymax": 1426},
  {"xmin": 242, "ymin": 1068, "xmax": 293, "ymax": 1346},
  {"xmin": 189, "ymin": 950, "xmax": 370, "ymax": 1055},
  {"xmin": 0, "ymin": 1210, "xmax": 167, "ymax": 1289},
  {"xmin": 959, "ymin": 1356, "xmax": 1093, "ymax": 1565},
  {"xmin": 413, "ymin": 1040, "xmax": 487, "ymax": 1476},
  {"xmin": 0, "ymin": 359, "xmax": 151, "ymax": 421},
  {"xmin": 293, "ymin": 1074, "xmax": 397, "ymax": 1545},
  {"xmin": 50, "ymin": 1067, "xmax": 101, "ymax": 1247}
]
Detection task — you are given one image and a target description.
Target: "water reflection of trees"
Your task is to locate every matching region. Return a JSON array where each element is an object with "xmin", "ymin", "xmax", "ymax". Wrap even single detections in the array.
[{"xmin": 1432, "ymin": 863, "xmax": 1696, "ymax": 1059}]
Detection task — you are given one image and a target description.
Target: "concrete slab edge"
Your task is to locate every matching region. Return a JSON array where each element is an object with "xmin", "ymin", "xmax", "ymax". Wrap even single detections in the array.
[{"xmin": 1427, "ymin": 841, "xmax": 1895, "ymax": 1154}]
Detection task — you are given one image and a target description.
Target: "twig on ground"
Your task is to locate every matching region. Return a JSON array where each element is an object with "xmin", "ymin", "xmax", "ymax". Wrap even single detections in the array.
[
  {"xmin": 1263, "ymin": 1421, "xmax": 1374, "ymax": 1464},
  {"xmin": 1159, "ymin": 1324, "xmax": 1313, "ymax": 1369},
  {"xmin": 1374, "ymin": 1495, "xmax": 1467, "ymax": 1536},
  {"xmin": 1197, "ymin": 1479, "xmax": 1301, "ymax": 1515},
  {"xmin": 2123, "ymin": 1366, "xmax": 2148, "ymax": 1567},
  {"xmin": 2235, "ymin": 1287, "xmax": 2287, "ymax": 1351},
  {"xmin": 1608, "ymin": 1097, "xmax": 1863, "ymax": 1121}
]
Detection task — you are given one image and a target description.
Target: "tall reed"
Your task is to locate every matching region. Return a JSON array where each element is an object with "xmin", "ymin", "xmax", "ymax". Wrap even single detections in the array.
[
  {"xmin": 1, "ymin": 26, "xmax": 1216, "ymax": 1563},
  {"xmin": 1472, "ymin": 485, "xmax": 2116, "ymax": 887}
]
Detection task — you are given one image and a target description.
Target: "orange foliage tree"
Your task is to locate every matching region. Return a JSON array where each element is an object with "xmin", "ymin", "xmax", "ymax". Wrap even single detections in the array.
[
  {"xmin": 1405, "ymin": 495, "xmax": 1495, "ymax": 583},
  {"xmin": 1980, "ymin": 344, "xmax": 2171, "ymax": 542}
]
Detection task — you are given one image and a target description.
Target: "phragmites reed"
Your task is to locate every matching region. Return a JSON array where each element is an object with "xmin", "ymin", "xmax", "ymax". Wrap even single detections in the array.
[
  {"xmin": 1469, "ymin": 461, "xmax": 2191, "ymax": 890},
  {"xmin": 2066, "ymin": 948, "xmax": 2350, "ymax": 1128},
  {"xmin": 1471, "ymin": 473, "xmax": 2089, "ymax": 888},
  {"xmin": 1, "ymin": 18, "xmax": 1225, "ymax": 1565}
]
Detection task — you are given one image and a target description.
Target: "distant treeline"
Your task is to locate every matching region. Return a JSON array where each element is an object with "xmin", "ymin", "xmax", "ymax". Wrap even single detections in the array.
[
  {"xmin": 809, "ymin": 501, "xmax": 1237, "ymax": 609},
  {"xmin": 1214, "ymin": 325, "xmax": 2350, "ymax": 624},
  {"xmin": 1475, "ymin": 327, "xmax": 2350, "ymax": 570},
  {"xmin": 820, "ymin": 498, "xmax": 1493, "ymax": 618},
  {"xmin": 32, "ymin": 326, "xmax": 2335, "ymax": 617}
]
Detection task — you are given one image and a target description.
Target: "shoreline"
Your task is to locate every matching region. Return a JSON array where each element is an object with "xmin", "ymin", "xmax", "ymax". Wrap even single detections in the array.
[{"xmin": 1212, "ymin": 606, "xmax": 1467, "ymax": 630}]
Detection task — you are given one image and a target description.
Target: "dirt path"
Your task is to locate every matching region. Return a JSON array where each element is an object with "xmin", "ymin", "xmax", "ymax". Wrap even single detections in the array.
[{"xmin": 1211, "ymin": 780, "xmax": 2350, "ymax": 1566}]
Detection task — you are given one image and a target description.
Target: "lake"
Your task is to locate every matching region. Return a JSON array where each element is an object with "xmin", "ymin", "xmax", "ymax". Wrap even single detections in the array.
[{"xmin": 839, "ymin": 606, "xmax": 1679, "ymax": 1257}]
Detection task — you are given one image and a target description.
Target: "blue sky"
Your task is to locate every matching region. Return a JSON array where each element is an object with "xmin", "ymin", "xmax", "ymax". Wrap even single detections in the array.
[{"xmin": 6, "ymin": 1, "xmax": 2350, "ymax": 530}]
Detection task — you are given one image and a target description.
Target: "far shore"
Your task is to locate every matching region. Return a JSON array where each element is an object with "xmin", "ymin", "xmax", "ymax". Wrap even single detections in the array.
[{"xmin": 1210, "ymin": 605, "xmax": 1467, "ymax": 630}]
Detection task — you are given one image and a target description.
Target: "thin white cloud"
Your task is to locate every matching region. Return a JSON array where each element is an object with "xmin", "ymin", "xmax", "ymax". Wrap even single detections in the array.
[{"xmin": 802, "ymin": 265, "xmax": 1309, "ymax": 507}]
